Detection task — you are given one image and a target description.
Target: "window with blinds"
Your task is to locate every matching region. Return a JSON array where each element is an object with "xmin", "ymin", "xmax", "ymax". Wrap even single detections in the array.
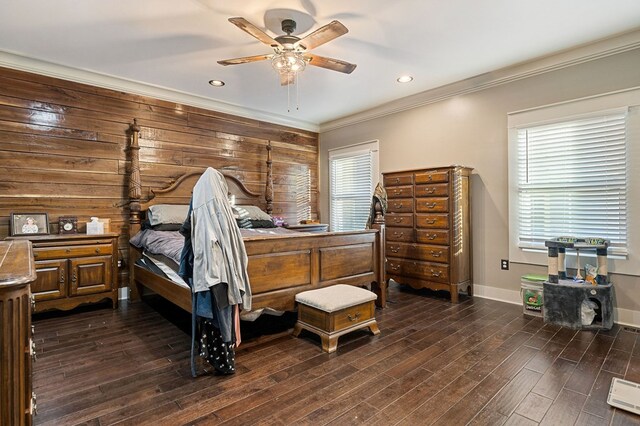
[
  {"xmin": 516, "ymin": 111, "xmax": 628, "ymax": 254},
  {"xmin": 329, "ymin": 150, "xmax": 374, "ymax": 232}
]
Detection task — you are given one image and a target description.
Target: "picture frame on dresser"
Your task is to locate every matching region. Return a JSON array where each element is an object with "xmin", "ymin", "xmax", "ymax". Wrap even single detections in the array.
[
  {"xmin": 10, "ymin": 212, "xmax": 49, "ymax": 236},
  {"xmin": 58, "ymin": 216, "xmax": 78, "ymax": 234}
]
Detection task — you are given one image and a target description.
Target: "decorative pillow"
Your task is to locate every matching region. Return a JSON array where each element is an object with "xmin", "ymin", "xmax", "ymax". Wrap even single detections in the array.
[
  {"xmin": 147, "ymin": 204, "xmax": 189, "ymax": 226},
  {"xmin": 232, "ymin": 205, "xmax": 271, "ymax": 221},
  {"xmin": 236, "ymin": 218, "xmax": 277, "ymax": 229}
]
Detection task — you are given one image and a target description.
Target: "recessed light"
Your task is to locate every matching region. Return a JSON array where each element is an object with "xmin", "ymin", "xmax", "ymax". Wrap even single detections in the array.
[
  {"xmin": 397, "ymin": 75, "xmax": 413, "ymax": 83},
  {"xmin": 209, "ymin": 80, "xmax": 225, "ymax": 87}
]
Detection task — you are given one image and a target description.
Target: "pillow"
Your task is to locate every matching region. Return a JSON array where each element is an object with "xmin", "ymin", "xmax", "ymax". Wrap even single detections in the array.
[
  {"xmin": 232, "ymin": 205, "xmax": 271, "ymax": 221},
  {"xmin": 236, "ymin": 218, "xmax": 277, "ymax": 229},
  {"xmin": 147, "ymin": 204, "xmax": 189, "ymax": 226}
]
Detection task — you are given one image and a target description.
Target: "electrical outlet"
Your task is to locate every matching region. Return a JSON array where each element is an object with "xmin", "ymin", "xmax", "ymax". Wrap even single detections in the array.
[{"xmin": 501, "ymin": 259, "xmax": 509, "ymax": 270}]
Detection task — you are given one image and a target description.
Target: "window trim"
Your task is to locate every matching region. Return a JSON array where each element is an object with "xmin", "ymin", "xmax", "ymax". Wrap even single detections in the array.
[
  {"xmin": 328, "ymin": 140, "xmax": 380, "ymax": 232},
  {"xmin": 508, "ymin": 87, "xmax": 640, "ymax": 276}
]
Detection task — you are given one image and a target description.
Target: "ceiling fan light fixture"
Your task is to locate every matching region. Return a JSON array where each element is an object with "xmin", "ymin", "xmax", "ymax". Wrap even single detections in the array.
[
  {"xmin": 209, "ymin": 79, "xmax": 225, "ymax": 87},
  {"xmin": 271, "ymin": 51, "xmax": 307, "ymax": 75},
  {"xmin": 397, "ymin": 75, "xmax": 414, "ymax": 83}
]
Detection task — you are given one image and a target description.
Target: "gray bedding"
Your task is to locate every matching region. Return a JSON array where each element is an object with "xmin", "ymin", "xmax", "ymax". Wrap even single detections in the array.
[
  {"xmin": 130, "ymin": 227, "xmax": 302, "ymax": 264},
  {"xmin": 130, "ymin": 230, "xmax": 184, "ymax": 264}
]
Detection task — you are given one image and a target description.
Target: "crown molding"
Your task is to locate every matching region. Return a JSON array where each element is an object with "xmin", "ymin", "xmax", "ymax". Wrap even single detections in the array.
[
  {"xmin": 320, "ymin": 28, "xmax": 640, "ymax": 133},
  {"xmin": 0, "ymin": 50, "xmax": 319, "ymax": 132}
]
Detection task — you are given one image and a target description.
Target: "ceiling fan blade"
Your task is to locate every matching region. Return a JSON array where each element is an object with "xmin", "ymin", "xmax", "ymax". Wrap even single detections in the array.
[
  {"xmin": 228, "ymin": 17, "xmax": 281, "ymax": 48},
  {"xmin": 280, "ymin": 73, "xmax": 295, "ymax": 86},
  {"xmin": 217, "ymin": 54, "xmax": 273, "ymax": 66},
  {"xmin": 295, "ymin": 20, "xmax": 348, "ymax": 50},
  {"xmin": 304, "ymin": 54, "xmax": 356, "ymax": 74}
]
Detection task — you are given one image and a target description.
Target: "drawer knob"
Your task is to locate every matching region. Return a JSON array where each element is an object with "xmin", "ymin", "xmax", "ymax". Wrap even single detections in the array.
[
  {"xmin": 425, "ymin": 202, "xmax": 437, "ymax": 209},
  {"xmin": 31, "ymin": 339, "xmax": 37, "ymax": 362},
  {"xmin": 394, "ymin": 203, "xmax": 403, "ymax": 209},
  {"xmin": 66, "ymin": 249, "xmax": 71, "ymax": 253},
  {"xmin": 393, "ymin": 217, "xmax": 403, "ymax": 223},
  {"xmin": 428, "ymin": 175, "xmax": 433, "ymax": 181},
  {"xmin": 426, "ymin": 219, "xmax": 436, "ymax": 224},
  {"xmin": 390, "ymin": 264, "xmax": 400, "ymax": 271},
  {"xmin": 59, "ymin": 268, "xmax": 65, "ymax": 283},
  {"xmin": 31, "ymin": 392, "xmax": 37, "ymax": 415},
  {"xmin": 95, "ymin": 248, "xmax": 101, "ymax": 254},
  {"xmin": 394, "ymin": 177, "xmax": 400, "ymax": 183},
  {"xmin": 393, "ymin": 190, "xmax": 400, "ymax": 195},
  {"xmin": 393, "ymin": 232, "xmax": 404, "ymax": 237},
  {"xmin": 431, "ymin": 270, "xmax": 441, "ymax": 277},
  {"xmin": 347, "ymin": 312, "xmax": 361, "ymax": 322},
  {"xmin": 390, "ymin": 247, "xmax": 399, "ymax": 254},
  {"xmin": 31, "ymin": 295, "xmax": 36, "ymax": 310},
  {"xmin": 32, "ymin": 325, "xmax": 35, "ymax": 336},
  {"xmin": 71, "ymin": 272, "xmax": 77, "ymax": 283},
  {"xmin": 428, "ymin": 234, "xmax": 437, "ymax": 240},
  {"xmin": 426, "ymin": 188, "xmax": 436, "ymax": 194},
  {"xmin": 33, "ymin": 252, "xmax": 38, "ymax": 258},
  {"xmin": 430, "ymin": 250, "xmax": 442, "ymax": 258}
]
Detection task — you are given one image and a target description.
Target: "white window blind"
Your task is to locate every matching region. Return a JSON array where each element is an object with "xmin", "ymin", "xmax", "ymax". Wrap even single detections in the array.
[
  {"xmin": 516, "ymin": 111, "xmax": 628, "ymax": 255},
  {"xmin": 329, "ymin": 150, "xmax": 373, "ymax": 232}
]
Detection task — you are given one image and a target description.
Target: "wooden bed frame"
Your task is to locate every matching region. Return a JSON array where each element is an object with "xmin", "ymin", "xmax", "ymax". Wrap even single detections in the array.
[{"xmin": 127, "ymin": 120, "xmax": 386, "ymax": 313}]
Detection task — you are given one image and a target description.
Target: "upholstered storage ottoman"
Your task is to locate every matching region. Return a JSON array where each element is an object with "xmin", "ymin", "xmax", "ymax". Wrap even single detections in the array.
[{"xmin": 292, "ymin": 284, "xmax": 380, "ymax": 353}]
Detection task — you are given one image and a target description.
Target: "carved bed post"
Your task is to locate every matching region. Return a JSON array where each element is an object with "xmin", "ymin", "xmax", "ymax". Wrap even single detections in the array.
[
  {"xmin": 370, "ymin": 201, "xmax": 387, "ymax": 307},
  {"xmin": 128, "ymin": 119, "xmax": 143, "ymax": 301},
  {"xmin": 265, "ymin": 141, "xmax": 274, "ymax": 215}
]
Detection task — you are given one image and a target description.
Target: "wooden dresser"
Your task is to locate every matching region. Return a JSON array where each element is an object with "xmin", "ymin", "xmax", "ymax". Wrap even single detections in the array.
[
  {"xmin": 0, "ymin": 240, "xmax": 36, "ymax": 425},
  {"xmin": 383, "ymin": 166, "xmax": 473, "ymax": 303},
  {"xmin": 7, "ymin": 234, "xmax": 119, "ymax": 313}
]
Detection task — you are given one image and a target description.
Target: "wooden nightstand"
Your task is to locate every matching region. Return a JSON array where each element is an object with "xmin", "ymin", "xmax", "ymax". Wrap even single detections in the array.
[{"xmin": 6, "ymin": 233, "xmax": 119, "ymax": 313}]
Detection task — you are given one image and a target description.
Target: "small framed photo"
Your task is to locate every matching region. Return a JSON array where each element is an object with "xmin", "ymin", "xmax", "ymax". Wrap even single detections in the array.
[
  {"xmin": 10, "ymin": 213, "xmax": 50, "ymax": 236},
  {"xmin": 58, "ymin": 216, "xmax": 78, "ymax": 234}
]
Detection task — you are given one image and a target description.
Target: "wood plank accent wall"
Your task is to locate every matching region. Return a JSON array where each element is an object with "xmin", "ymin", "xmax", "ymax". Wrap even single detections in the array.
[{"xmin": 0, "ymin": 66, "xmax": 319, "ymax": 289}]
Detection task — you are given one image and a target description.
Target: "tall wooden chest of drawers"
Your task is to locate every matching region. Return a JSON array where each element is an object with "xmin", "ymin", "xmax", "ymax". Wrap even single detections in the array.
[
  {"xmin": 7, "ymin": 234, "xmax": 119, "ymax": 313},
  {"xmin": 383, "ymin": 166, "xmax": 473, "ymax": 303}
]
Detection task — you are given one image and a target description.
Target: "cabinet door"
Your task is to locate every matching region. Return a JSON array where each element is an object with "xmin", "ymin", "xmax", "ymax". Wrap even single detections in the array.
[
  {"xmin": 33, "ymin": 259, "xmax": 67, "ymax": 301},
  {"xmin": 69, "ymin": 255, "xmax": 112, "ymax": 296}
]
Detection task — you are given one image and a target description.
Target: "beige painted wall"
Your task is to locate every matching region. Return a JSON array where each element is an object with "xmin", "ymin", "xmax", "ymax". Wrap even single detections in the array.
[{"xmin": 319, "ymin": 48, "xmax": 640, "ymax": 312}]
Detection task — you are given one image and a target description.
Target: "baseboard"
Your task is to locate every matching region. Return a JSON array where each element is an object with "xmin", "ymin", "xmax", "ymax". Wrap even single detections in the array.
[
  {"xmin": 614, "ymin": 308, "xmax": 640, "ymax": 329},
  {"xmin": 118, "ymin": 287, "xmax": 128, "ymax": 301},
  {"xmin": 472, "ymin": 284, "xmax": 640, "ymax": 329},
  {"xmin": 472, "ymin": 284, "xmax": 521, "ymax": 305}
]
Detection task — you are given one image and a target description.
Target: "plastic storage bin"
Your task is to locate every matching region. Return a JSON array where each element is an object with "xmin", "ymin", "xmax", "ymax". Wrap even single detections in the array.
[{"xmin": 521, "ymin": 274, "xmax": 546, "ymax": 317}]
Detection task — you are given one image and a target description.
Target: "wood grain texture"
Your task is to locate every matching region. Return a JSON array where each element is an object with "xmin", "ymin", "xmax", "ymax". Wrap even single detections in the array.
[
  {"xmin": 0, "ymin": 240, "xmax": 35, "ymax": 425},
  {"xmin": 30, "ymin": 283, "xmax": 640, "ymax": 425},
  {"xmin": 384, "ymin": 166, "xmax": 472, "ymax": 303},
  {"xmin": 0, "ymin": 66, "xmax": 319, "ymax": 291}
]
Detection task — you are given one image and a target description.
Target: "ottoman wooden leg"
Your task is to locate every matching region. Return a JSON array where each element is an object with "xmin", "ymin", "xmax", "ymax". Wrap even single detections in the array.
[
  {"xmin": 322, "ymin": 335, "xmax": 338, "ymax": 353},
  {"xmin": 368, "ymin": 321, "xmax": 381, "ymax": 336},
  {"xmin": 292, "ymin": 322, "xmax": 303, "ymax": 337}
]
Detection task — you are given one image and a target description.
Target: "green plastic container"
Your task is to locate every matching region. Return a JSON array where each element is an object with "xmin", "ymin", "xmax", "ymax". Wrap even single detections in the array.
[{"xmin": 521, "ymin": 274, "xmax": 547, "ymax": 317}]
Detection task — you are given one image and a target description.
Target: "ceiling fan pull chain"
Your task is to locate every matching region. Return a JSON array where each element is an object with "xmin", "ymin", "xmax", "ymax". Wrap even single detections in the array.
[
  {"xmin": 287, "ymin": 74, "xmax": 291, "ymax": 112},
  {"xmin": 296, "ymin": 72, "xmax": 300, "ymax": 111}
]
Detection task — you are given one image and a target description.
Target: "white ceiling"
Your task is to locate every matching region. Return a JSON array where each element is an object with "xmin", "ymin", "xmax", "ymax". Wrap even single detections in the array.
[{"xmin": 2, "ymin": 0, "xmax": 640, "ymax": 130}]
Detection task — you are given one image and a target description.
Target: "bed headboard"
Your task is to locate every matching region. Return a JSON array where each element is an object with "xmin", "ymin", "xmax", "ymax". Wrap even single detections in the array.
[{"xmin": 127, "ymin": 119, "xmax": 274, "ymax": 239}]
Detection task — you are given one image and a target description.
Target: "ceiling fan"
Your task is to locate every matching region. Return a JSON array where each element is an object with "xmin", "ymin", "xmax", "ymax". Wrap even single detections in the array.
[{"xmin": 218, "ymin": 17, "xmax": 357, "ymax": 86}]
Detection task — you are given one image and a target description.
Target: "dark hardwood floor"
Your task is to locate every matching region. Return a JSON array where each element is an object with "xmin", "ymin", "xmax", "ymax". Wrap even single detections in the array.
[{"xmin": 32, "ymin": 283, "xmax": 640, "ymax": 425}]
